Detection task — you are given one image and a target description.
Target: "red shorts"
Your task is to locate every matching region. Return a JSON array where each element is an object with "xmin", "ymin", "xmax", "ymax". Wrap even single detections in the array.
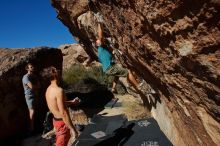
[{"xmin": 53, "ymin": 118, "xmax": 70, "ymax": 146}]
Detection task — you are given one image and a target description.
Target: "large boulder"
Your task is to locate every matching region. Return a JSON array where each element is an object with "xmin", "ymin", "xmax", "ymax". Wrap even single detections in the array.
[
  {"xmin": 51, "ymin": 0, "xmax": 220, "ymax": 145},
  {"xmin": 0, "ymin": 47, "xmax": 62, "ymax": 140}
]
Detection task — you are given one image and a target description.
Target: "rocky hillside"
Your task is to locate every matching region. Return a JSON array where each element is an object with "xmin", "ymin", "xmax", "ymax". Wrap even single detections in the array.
[
  {"xmin": 51, "ymin": 0, "xmax": 220, "ymax": 145},
  {"xmin": 0, "ymin": 47, "xmax": 62, "ymax": 140},
  {"xmin": 59, "ymin": 44, "xmax": 89, "ymax": 69}
]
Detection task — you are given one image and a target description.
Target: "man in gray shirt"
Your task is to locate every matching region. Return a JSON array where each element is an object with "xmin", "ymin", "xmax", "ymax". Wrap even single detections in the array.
[{"xmin": 22, "ymin": 63, "xmax": 39, "ymax": 132}]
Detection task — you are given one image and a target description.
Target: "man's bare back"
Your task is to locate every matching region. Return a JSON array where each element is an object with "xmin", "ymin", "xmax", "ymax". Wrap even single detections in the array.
[
  {"xmin": 46, "ymin": 84, "xmax": 64, "ymax": 119},
  {"xmin": 45, "ymin": 80, "xmax": 78, "ymax": 138},
  {"xmin": 42, "ymin": 66, "xmax": 79, "ymax": 145}
]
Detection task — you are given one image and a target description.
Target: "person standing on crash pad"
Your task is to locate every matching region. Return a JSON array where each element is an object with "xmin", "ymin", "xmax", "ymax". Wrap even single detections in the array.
[{"xmin": 41, "ymin": 66, "xmax": 80, "ymax": 146}]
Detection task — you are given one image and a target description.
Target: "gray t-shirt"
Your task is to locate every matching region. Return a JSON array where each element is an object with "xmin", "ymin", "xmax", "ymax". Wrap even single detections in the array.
[{"xmin": 22, "ymin": 73, "xmax": 37, "ymax": 96}]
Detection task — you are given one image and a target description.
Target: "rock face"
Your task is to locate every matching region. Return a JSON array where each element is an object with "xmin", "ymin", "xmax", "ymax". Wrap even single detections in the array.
[
  {"xmin": 59, "ymin": 44, "xmax": 89, "ymax": 70},
  {"xmin": 51, "ymin": 0, "xmax": 220, "ymax": 145},
  {"xmin": 0, "ymin": 47, "xmax": 62, "ymax": 140}
]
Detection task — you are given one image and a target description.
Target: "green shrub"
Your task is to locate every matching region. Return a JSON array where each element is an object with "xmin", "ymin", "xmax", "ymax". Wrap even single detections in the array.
[
  {"xmin": 63, "ymin": 64, "xmax": 127, "ymax": 94},
  {"xmin": 63, "ymin": 64, "xmax": 87, "ymax": 84}
]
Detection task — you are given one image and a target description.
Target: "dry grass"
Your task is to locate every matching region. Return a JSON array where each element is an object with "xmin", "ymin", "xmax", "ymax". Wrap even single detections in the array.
[
  {"xmin": 98, "ymin": 94, "xmax": 152, "ymax": 121},
  {"xmin": 122, "ymin": 100, "xmax": 151, "ymax": 121},
  {"xmin": 69, "ymin": 109, "xmax": 89, "ymax": 125}
]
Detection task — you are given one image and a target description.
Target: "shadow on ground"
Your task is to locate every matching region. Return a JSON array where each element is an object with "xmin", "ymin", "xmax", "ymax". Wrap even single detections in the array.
[
  {"xmin": 72, "ymin": 115, "xmax": 173, "ymax": 146},
  {"xmin": 65, "ymin": 77, "xmax": 114, "ymax": 118}
]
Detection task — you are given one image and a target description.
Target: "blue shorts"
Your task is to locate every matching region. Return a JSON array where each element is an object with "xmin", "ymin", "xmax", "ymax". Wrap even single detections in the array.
[{"xmin": 25, "ymin": 95, "xmax": 35, "ymax": 109}]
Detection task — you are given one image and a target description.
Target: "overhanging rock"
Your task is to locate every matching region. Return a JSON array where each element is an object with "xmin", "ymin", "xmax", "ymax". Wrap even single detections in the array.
[{"xmin": 51, "ymin": 0, "xmax": 220, "ymax": 145}]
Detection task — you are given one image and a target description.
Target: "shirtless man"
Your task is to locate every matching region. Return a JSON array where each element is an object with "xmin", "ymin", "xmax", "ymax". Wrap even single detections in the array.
[{"xmin": 41, "ymin": 66, "xmax": 79, "ymax": 146}]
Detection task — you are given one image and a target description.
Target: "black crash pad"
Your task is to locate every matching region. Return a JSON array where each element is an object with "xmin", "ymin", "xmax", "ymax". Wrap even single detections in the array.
[
  {"xmin": 72, "ymin": 116, "xmax": 173, "ymax": 146},
  {"xmin": 72, "ymin": 115, "xmax": 127, "ymax": 146}
]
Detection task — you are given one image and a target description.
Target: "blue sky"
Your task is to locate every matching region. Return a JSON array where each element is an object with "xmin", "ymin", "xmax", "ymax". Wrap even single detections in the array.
[{"xmin": 0, "ymin": 0, "xmax": 76, "ymax": 48}]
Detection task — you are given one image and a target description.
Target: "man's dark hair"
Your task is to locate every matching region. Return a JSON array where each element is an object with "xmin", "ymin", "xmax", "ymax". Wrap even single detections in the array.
[
  {"xmin": 25, "ymin": 63, "xmax": 33, "ymax": 70},
  {"xmin": 41, "ymin": 66, "xmax": 58, "ymax": 81}
]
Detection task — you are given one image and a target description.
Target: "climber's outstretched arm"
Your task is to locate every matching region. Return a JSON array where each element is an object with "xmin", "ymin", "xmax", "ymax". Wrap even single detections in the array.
[
  {"xmin": 97, "ymin": 23, "xmax": 103, "ymax": 43},
  {"xmin": 96, "ymin": 23, "xmax": 114, "ymax": 53}
]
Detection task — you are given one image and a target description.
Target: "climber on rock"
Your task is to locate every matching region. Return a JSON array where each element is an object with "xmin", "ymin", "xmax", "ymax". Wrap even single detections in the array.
[{"xmin": 95, "ymin": 23, "xmax": 146, "ymax": 94}]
